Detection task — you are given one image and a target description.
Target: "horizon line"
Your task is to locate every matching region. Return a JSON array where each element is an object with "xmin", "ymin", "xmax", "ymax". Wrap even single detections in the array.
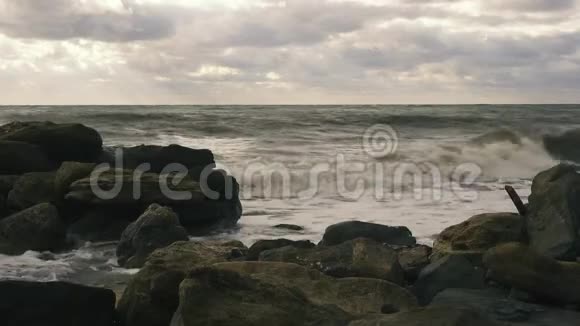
[{"xmin": 1, "ymin": 103, "xmax": 580, "ymax": 107}]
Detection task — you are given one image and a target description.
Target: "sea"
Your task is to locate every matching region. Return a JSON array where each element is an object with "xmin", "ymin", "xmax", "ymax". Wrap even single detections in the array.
[{"xmin": 0, "ymin": 105, "xmax": 578, "ymax": 285}]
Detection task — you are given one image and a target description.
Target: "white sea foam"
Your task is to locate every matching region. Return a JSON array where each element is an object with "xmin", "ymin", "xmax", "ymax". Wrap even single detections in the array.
[{"xmin": 0, "ymin": 105, "xmax": 577, "ymax": 283}]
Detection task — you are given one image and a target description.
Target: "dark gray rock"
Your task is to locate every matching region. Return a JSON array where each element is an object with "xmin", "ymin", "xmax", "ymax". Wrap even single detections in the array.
[
  {"xmin": 0, "ymin": 176, "xmax": 28, "ymax": 218},
  {"xmin": 483, "ymin": 243, "xmax": 580, "ymax": 305},
  {"xmin": 0, "ymin": 196, "xmax": 7, "ymax": 219},
  {"xmin": 0, "ymin": 281, "xmax": 116, "ymax": 326},
  {"xmin": 260, "ymin": 238, "xmax": 405, "ymax": 285},
  {"xmin": 54, "ymin": 161, "xmax": 96, "ymax": 198},
  {"xmin": 65, "ymin": 169, "xmax": 243, "ymax": 234},
  {"xmin": 544, "ymin": 128, "xmax": 580, "ymax": 163},
  {"xmin": 412, "ymin": 254, "xmax": 486, "ymax": 305},
  {"xmin": 433, "ymin": 288, "xmax": 580, "ymax": 326},
  {"xmin": 526, "ymin": 164, "xmax": 580, "ymax": 260},
  {"xmin": 172, "ymin": 193, "xmax": 243, "ymax": 235},
  {"xmin": 247, "ymin": 238, "xmax": 315, "ymax": 261},
  {"xmin": 67, "ymin": 209, "xmax": 132, "ymax": 244},
  {"xmin": 6, "ymin": 172, "xmax": 56, "ymax": 210},
  {"xmin": 274, "ymin": 224, "xmax": 305, "ymax": 231},
  {"xmin": 0, "ymin": 121, "xmax": 103, "ymax": 163},
  {"xmin": 0, "ymin": 203, "xmax": 65, "ymax": 255},
  {"xmin": 117, "ymin": 240, "xmax": 247, "ymax": 326},
  {"xmin": 321, "ymin": 221, "xmax": 416, "ymax": 246},
  {"xmin": 0, "ymin": 141, "xmax": 54, "ymax": 174},
  {"xmin": 65, "ymin": 169, "xmax": 205, "ymax": 205},
  {"xmin": 432, "ymin": 212, "xmax": 524, "ymax": 263},
  {"xmin": 396, "ymin": 244, "xmax": 432, "ymax": 282},
  {"xmin": 350, "ymin": 305, "xmax": 501, "ymax": 326},
  {"xmin": 0, "ymin": 175, "xmax": 19, "ymax": 196},
  {"xmin": 116, "ymin": 204, "xmax": 189, "ymax": 268},
  {"xmin": 118, "ymin": 144, "xmax": 215, "ymax": 175}
]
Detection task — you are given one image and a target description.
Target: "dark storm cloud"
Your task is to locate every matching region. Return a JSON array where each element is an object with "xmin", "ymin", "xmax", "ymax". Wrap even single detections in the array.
[{"xmin": 0, "ymin": 0, "xmax": 175, "ymax": 42}]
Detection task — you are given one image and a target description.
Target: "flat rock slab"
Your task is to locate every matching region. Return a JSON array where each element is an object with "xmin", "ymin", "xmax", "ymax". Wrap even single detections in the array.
[
  {"xmin": 172, "ymin": 267, "xmax": 351, "ymax": 326},
  {"xmin": 260, "ymin": 238, "xmax": 405, "ymax": 285},
  {"xmin": 213, "ymin": 261, "xmax": 418, "ymax": 315}
]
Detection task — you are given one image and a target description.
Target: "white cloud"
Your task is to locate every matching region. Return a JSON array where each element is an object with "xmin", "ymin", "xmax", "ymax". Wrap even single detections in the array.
[
  {"xmin": 0, "ymin": 0, "xmax": 579, "ymax": 104},
  {"xmin": 266, "ymin": 72, "xmax": 282, "ymax": 80},
  {"xmin": 187, "ymin": 65, "xmax": 241, "ymax": 78}
]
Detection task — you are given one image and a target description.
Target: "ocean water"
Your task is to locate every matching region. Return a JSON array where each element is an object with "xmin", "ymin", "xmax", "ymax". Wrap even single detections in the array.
[{"xmin": 0, "ymin": 105, "xmax": 579, "ymax": 284}]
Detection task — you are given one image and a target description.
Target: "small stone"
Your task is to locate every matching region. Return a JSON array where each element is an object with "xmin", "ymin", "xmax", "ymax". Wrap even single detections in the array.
[{"xmin": 273, "ymin": 224, "xmax": 305, "ymax": 231}]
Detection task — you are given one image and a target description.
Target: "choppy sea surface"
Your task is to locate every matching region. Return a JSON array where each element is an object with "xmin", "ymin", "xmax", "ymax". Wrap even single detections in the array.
[{"xmin": 0, "ymin": 105, "xmax": 579, "ymax": 284}]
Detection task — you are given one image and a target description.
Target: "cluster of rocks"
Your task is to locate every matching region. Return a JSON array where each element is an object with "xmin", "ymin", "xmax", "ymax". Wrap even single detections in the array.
[
  {"xmin": 0, "ymin": 121, "xmax": 242, "ymax": 256},
  {"xmin": 2, "ymin": 125, "xmax": 580, "ymax": 326}
]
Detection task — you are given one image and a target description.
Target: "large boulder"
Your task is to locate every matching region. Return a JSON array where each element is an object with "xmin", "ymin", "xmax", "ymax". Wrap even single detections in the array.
[
  {"xmin": 432, "ymin": 288, "xmax": 580, "ymax": 326},
  {"xmin": 0, "ymin": 141, "xmax": 54, "ymax": 174},
  {"xmin": 116, "ymin": 204, "xmax": 189, "ymax": 268},
  {"xmin": 0, "ymin": 175, "xmax": 19, "ymax": 218},
  {"xmin": 0, "ymin": 197, "xmax": 7, "ymax": 219},
  {"xmin": 65, "ymin": 168, "xmax": 204, "ymax": 205},
  {"xmin": 213, "ymin": 261, "xmax": 418, "ymax": 315},
  {"xmin": 349, "ymin": 306, "xmax": 501, "ymax": 326},
  {"xmin": 526, "ymin": 164, "xmax": 580, "ymax": 260},
  {"xmin": 432, "ymin": 212, "xmax": 524, "ymax": 262},
  {"xmin": 259, "ymin": 238, "xmax": 405, "ymax": 285},
  {"xmin": 0, "ymin": 175, "xmax": 19, "ymax": 195},
  {"xmin": 483, "ymin": 242, "xmax": 580, "ymax": 305},
  {"xmin": 0, "ymin": 121, "xmax": 103, "ymax": 163},
  {"xmin": 321, "ymin": 221, "xmax": 416, "ymax": 246},
  {"xmin": 543, "ymin": 128, "xmax": 580, "ymax": 163},
  {"xmin": 54, "ymin": 161, "xmax": 96, "ymax": 198},
  {"xmin": 65, "ymin": 169, "xmax": 242, "ymax": 233},
  {"xmin": 6, "ymin": 172, "xmax": 56, "ymax": 210},
  {"xmin": 412, "ymin": 254, "xmax": 486, "ymax": 305},
  {"xmin": 0, "ymin": 281, "xmax": 116, "ymax": 326},
  {"xmin": 171, "ymin": 267, "xmax": 351, "ymax": 326},
  {"xmin": 173, "ymin": 194, "xmax": 242, "ymax": 235},
  {"xmin": 246, "ymin": 239, "xmax": 315, "ymax": 260},
  {"xmin": 117, "ymin": 240, "xmax": 247, "ymax": 326},
  {"xmin": 66, "ymin": 209, "xmax": 133, "ymax": 244},
  {"xmin": 117, "ymin": 144, "xmax": 215, "ymax": 175},
  {"xmin": 0, "ymin": 203, "xmax": 65, "ymax": 255},
  {"xmin": 396, "ymin": 244, "xmax": 432, "ymax": 282}
]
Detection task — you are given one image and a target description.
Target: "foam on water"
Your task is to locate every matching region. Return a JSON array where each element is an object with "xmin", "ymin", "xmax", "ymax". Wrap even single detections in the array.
[
  {"xmin": 0, "ymin": 105, "xmax": 578, "ymax": 283},
  {"xmin": 0, "ymin": 243, "xmax": 138, "ymax": 283}
]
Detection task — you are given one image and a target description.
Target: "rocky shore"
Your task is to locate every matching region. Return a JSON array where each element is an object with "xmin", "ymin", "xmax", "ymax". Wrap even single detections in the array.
[{"xmin": 1, "ymin": 121, "xmax": 580, "ymax": 325}]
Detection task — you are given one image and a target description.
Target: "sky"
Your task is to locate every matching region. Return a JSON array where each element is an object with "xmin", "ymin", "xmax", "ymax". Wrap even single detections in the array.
[{"xmin": 0, "ymin": 0, "xmax": 579, "ymax": 105}]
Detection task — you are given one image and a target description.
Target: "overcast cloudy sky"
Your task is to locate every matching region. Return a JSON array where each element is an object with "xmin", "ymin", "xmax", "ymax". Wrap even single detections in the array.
[{"xmin": 0, "ymin": 0, "xmax": 579, "ymax": 104}]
